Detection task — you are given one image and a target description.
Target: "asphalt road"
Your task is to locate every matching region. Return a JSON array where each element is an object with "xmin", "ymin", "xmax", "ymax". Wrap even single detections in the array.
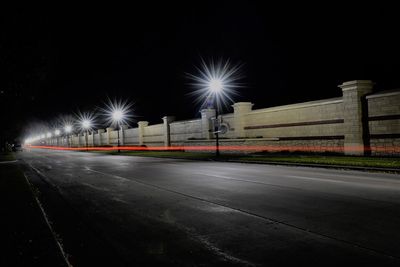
[{"xmin": 17, "ymin": 149, "xmax": 400, "ymax": 266}]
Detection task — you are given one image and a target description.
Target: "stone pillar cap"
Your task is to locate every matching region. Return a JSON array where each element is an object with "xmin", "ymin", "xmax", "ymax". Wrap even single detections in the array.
[
  {"xmin": 339, "ymin": 80, "xmax": 374, "ymax": 90},
  {"xmin": 232, "ymin": 102, "xmax": 254, "ymax": 107},
  {"xmin": 162, "ymin": 116, "xmax": 175, "ymax": 122},
  {"xmin": 138, "ymin": 121, "xmax": 149, "ymax": 126},
  {"xmin": 200, "ymin": 108, "xmax": 215, "ymax": 112}
]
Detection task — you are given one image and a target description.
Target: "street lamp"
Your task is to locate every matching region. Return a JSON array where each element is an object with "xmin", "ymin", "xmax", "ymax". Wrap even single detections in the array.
[
  {"xmin": 54, "ymin": 129, "xmax": 60, "ymax": 146},
  {"xmin": 187, "ymin": 58, "xmax": 243, "ymax": 157},
  {"xmin": 81, "ymin": 119, "xmax": 91, "ymax": 151},
  {"xmin": 112, "ymin": 110, "xmax": 125, "ymax": 153},
  {"xmin": 76, "ymin": 111, "xmax": 95, "ymax": 151},
  {"xmin": 101, "ymin": 99, "xmax": 133, "ymax": 153},
  {"xmin": 208, "ymin": 78, "xmax": 223, "ymax": 157},
  {"xmin": 46, "ymin": 132, "xmax": 52, "ymax": 146},
  {"xmin": 64, "ymin": 125, "xmax": 72, "ymax": 147}
]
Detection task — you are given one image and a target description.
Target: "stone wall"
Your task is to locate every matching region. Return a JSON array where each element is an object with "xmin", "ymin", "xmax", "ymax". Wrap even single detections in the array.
[
  {"xmin": 184, "ymin": 138, "xmax": 344, "ymax": 154},
  {"xmin": 243, "ymin": 98, "xmax": 344, "ymax": 138},
  {"xmin": 170, "ymin": 119, "xmax": 202, "ymax": 145},
  {"xmin": 36, "ymin": 80, "xmax": 400, "ymax": 156},
  {"xmin": 124, "ymin": 128, "xmax": 139, "ymax": 144},
  {"xmin": 143, "ymin": 123, "xmax": 164, "ymax": 146},
  {"xmin": 367, "ymin": 90, "xmax": 400, "ymax": 156}
]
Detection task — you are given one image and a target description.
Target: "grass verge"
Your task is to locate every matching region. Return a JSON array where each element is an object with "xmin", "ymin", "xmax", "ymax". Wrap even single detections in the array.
[
  {"xmin": 89, "ymin": 150, "xmax": 400, "ymax": 169},
  {"xmin": 237, "ymin": 154, "xmax": 400, "ymax": 169},
  {"xmin": 0, "ymin": 151, "xmax": 16, "ymax": 162}
]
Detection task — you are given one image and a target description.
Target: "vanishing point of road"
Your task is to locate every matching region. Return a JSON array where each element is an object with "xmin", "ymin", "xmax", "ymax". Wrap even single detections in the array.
[{"xmin": 18, "ymin": 149, "xmax": 400, "ymax": 266}]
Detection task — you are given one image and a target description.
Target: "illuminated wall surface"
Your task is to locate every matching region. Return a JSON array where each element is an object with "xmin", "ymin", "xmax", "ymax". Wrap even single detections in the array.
[{"xmin": 31, "ymin": 80, "xmax": 400, "ymax": 156}]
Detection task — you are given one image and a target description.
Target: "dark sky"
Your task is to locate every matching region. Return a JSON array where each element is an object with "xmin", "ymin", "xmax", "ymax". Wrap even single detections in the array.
[{"xmin": 1, "ymin": 2, "xmax": 400, "ymax": 142}]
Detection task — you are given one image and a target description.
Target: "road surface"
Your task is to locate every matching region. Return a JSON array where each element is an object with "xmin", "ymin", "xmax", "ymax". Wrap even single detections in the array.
[{"xmin": 17, "ymin": 149, "xmax": 400, "ymax": 266}]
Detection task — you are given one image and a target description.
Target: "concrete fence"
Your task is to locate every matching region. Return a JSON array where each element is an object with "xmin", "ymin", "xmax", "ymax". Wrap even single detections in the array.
[{"xmin": 37, "ymin": 80, "xmax": 400, "ymax": 156}]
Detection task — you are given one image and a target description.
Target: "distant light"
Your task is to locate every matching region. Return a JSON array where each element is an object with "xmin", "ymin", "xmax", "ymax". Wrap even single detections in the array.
[
  {"xmin": 54, "ymin": 129, "xmax": 61, "ymax": 136},
  {"xmin": 82, "ymin": 120, "xmax": 91, "ymax": 129},
  {"xmin": 64, "ymin": 125, "xmax": 72, "ymax": 133},
  {"xmin": 46, "ymin": 132, "xmax": 52, "ymax": 138},
  {"xmin": 76, "ymin": 111, "xmax": 96, "ymax": 132},
  {"xmin": 41, "ymin": 134, "xmax": 45, "ymax": 139}
]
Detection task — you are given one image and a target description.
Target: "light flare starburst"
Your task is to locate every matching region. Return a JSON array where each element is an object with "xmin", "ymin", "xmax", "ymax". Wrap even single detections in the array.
[
  {"xmin": 187, "ymin": 58, "xmax": 243, "ymax": 111},
  {"xmin": 64, "ymin": 125, "xmax": 73, "ymax": 133},
  {"xmin": 100, "ymin": 98, "xmax": 134, "ymax": 128},
  {"xmin": 59, "ymin": 115, "xmax": 75, "ymax": 134},
  {"xmin": 76, "ymin": 111, "xmax": 96, "ymax": 132}
]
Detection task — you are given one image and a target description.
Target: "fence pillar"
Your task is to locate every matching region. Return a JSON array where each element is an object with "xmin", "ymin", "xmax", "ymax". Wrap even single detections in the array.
[
  {"xmin": 97, "ymin": 129, "xmax": 105, "ymax": 146},
  {"xmin": 339, "ymin": 80, "xmax": 373, "ymax": 156},
  {"xmin": 201, "ymin": 109, "xmax": 215, "ymax": 140},
  {"xmin": 162, "ymin": 116, "xmax": 175, "ymax": 147},
  {"xmin": 232, "ymin": 102, "xmax": 253, "ymax": 138},
  {"xmin": 90, "ymin": 132, "xmax": 94, "ymax": 146},
  {"xmin": 120, "ymin": 125, "xmax": 128, "ymax": 145},
  {"xmin": 138, "ymin": 121, "xmax": 148, "ymax": 146},
  {"xmin": 106, "ymin": 128, "xmax": 114, "ymax": 145}
]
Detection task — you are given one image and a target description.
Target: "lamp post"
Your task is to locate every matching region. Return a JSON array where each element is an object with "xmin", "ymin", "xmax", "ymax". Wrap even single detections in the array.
[
  {"xmin": 101, "ymin": 99, "xmax": 133, "ymax": 153},
  {"xmin": 77, "ymin": 111, "xmax": 95, "ymax": 151},
  {"xmin": 64, "ymin": 125, "xmax": 72, "ymax": 147},
  {"xmin": 111, "ymin": 110, "xmax": 124, "ymax": 153},
  {"xmin": 81, "ymin": 120, "xmax": 91, "ymax": 151},
  {"xmin": 187, "ymin": 58, "xmax": 242, "ymax": 158},
  {"xmin": 208, "ymin": 78, "xmax": 223, "ymax": 157},
  {"xmin": 54, "ymin": 129, "xmax": 60, "ymax": 146},
  {"xmin": 46, "ymin": 132, "xmax": 52, "ymax": 146}
]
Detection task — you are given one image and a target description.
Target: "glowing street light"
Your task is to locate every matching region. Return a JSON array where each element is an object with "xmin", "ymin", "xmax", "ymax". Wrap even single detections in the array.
[
  {"xmin": 207, "ymin": 78, "xmax": 223, "ymax": 157},
  {"xmin": 64, "ymin": 124, "xmax": 73, "ymax": 147},
  {"xmin": 64, "ymin": 125, "xmax": 72, "ymax": 134},
  {"xmin": 112, "ymin": 110, "xmax": 123, "ymax": 122},
  {"xmin": 46, "ymin": 132, "xmax": 52, "ymax": 146},
  {"xmin": 187, "ymin": 58, "xmax": 243, "ymax": 157},
  {"xmin": 81, "ymin": 119, "xmax": 91, "ymax": 151},
  {"xmin": 77, "ymin": 112, "xmax": 95, "ymax": 151},
  {"xmin": 209, "ymin": 78, "xmax": 223, "ymax": 93},
  {"xmin": 112, "ymin": 110, "xmax": 125, "ymax": 153},
  {"xmin": 54, "ymin": 129, "xmax": 61, "ymax": 146},
  {"xmin": 101, "ymin": 99, "xmax": 133, "ymax": 153},
  {"xmin": 82, "ymin": 120, "xmax": 91, "ymax": 129}
]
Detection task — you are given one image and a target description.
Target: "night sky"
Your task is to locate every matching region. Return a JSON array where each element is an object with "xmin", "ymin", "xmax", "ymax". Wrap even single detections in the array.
[{"xmin": 1, "ymin": 3, "xmax": 400, "ymax": 143}]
